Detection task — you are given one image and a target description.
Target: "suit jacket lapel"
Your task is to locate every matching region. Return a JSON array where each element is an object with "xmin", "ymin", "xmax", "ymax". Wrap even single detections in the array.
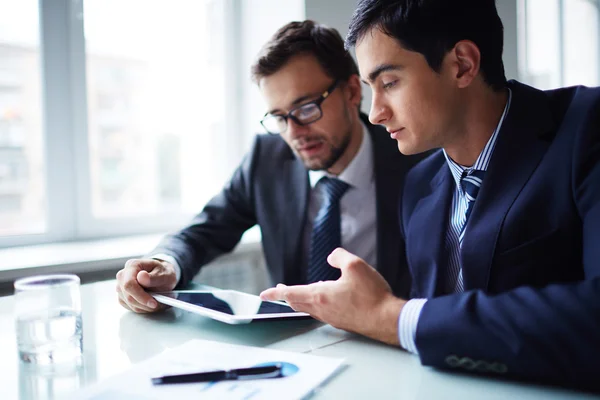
[
  {"xmin": 370, "ymin": 124, "xmax": 408, "ymax": 294},
  {"xmin": 282, "ymin": 158, "xmax": 309, "ymax": 285},
  {"xmin": 407, "ymin": 165, "xmax": 454, "ymax": 298},
  {"xmin": 461, "ymin": 82, "xmax": 555, "ymax": 291}
]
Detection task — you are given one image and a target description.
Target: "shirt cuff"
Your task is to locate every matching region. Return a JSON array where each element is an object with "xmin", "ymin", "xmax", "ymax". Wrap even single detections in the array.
[
  {"xmin": 398, "ymin": 298, "xmax": 427, "ymax": 355},
  {"xmin": 150, "ymin": 253, "xmax": 181, "ymax": 284}
]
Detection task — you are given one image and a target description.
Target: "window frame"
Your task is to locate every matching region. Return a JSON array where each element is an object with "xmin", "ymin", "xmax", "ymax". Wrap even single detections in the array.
[
  {"xmin": 519, "ymin": 0, "xmax": 600, "ymax": 88},
  {"xmin": 0, "ymin": 0, "xmax": 245, "ymax": 248}
]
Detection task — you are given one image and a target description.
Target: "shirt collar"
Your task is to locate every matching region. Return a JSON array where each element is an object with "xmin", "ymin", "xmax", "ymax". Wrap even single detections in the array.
[
  {"xmin": 308, "ymin": 121, "xmax": 374, "ymax": 190},
  {"xmin": 444, "ymin": 88, "xmax": 512, "ymax": 189}
]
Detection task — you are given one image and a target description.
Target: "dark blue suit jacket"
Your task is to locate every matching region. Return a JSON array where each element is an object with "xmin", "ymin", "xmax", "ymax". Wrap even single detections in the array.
[{"xmin": 401, "ymin": 81, "xmax": 600, "ymax": 389}]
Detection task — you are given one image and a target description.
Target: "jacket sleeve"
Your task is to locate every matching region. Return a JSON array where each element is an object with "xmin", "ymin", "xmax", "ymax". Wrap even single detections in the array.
[
  {"xmin": 414, "ymin": 115, "xmax": 600, "ymax": 390},
  {"xmin": 149, "ymin": 136, "xmax": 262, "ymax": 287}
]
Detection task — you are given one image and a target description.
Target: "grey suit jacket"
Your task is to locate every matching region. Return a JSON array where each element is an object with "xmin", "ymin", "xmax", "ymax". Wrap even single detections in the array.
[{"xmin": 151, "ymin": 114, "xmax": 424, "ymax": 297}]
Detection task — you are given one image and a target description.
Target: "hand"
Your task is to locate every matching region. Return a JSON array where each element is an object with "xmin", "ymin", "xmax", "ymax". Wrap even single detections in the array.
[
  {"xmin": 116, "ymin": 258, "xmax": 178, "ymax": 313},
  {"xmin": 260, "ymin": 248, "xmax": 406, "ymax": 346}
]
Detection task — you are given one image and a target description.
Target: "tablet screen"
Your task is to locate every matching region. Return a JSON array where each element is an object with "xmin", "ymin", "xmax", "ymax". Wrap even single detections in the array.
[{"xmin": 172, "ymin": 291, "xmax": 295, "ymax": 315}]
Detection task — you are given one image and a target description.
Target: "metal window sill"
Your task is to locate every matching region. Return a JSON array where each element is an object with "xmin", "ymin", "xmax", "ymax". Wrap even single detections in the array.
[{"xmin": 0, "ymin": 229, "xmax": 262, "ymax": 288}]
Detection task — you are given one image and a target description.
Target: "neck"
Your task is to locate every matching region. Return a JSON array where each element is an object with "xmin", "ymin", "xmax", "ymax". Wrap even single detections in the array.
[
  {"xmin": 327, "ymin": 113, "xmax": 364, "ymax": 175},
  {"xmin": 444, "ymin": 87, "xmax": 508, "ymax": 167}
]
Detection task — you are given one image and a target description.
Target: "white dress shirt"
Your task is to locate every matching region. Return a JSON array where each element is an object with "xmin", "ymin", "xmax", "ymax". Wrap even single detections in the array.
[
  {"xmin": 398, "ymin": 90, "xmax": 512, "ymax": 354},
  {"xmin": 304, "ymin": 122, "xmax": 378, "ymax": 271},
  {"xmin": 155, "ymin": 122, "xmax": 377, "ymax": 284}
]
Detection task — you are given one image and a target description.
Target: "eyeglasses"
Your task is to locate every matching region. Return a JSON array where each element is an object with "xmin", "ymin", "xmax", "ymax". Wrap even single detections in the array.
[{"xmin": 260, "ymin": 80, "xmax": 338, "ymax": 135}]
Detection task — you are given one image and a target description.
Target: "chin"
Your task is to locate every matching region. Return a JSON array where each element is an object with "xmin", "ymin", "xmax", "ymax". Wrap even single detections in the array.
[
  {"xmin": 396, "ymin": 140, "xmax": 416, "ymax": 155},
  {"xmin": 302, "ymin": 157, "xmax": 327, "ymax": 171},
  {"xmin": 301, "ymin": 151, "xmax": 338, "ymax": 171},
  {"xmin": 396, "ymin": 140, "xmax": 432, "ymax": 156}
]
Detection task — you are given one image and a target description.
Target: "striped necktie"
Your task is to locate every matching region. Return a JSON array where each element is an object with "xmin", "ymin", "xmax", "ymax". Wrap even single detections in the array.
[
  {"xmin": 306, "ymin": 177, "xmax": 349, "ymax": 283},
  {"xmin": 447, "ymin": 169, "xmax": 485, "ymax": 292},
  {"xmin": 461, "ymin": 169, "xmax": 485, "ymax": 228}
]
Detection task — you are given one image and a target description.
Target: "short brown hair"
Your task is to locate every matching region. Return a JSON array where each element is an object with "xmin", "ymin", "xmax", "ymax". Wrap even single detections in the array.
[{"xmin": 251, "ymin": 20, "xmax": 359, "ymax": 84}]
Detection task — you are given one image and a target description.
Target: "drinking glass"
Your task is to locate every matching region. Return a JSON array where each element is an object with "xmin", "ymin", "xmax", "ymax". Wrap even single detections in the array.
[{"xmin": 14, "ymin": 274, "xmax": 83, "ymax": 364}]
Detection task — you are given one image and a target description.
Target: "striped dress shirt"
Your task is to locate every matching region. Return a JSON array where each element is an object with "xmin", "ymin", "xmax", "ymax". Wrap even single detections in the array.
[{"xmin": 398, "ymin": 89, "xmax": 512, "ymax": 354}]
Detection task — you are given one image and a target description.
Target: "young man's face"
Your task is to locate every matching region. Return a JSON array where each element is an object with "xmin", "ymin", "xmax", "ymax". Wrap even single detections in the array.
[
  {"xmin": 356, "ymin": 28, "xmax": 461, "ymax": 155},
  {"xmin": 259, "ymin": 54, "xmax": 362, "ymax": 172}
]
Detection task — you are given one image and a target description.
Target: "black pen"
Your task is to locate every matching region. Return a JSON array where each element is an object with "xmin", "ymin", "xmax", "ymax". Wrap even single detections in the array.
[{"xmin": 151, "ymin": 364, "xmax": 283, "ymax": 385}]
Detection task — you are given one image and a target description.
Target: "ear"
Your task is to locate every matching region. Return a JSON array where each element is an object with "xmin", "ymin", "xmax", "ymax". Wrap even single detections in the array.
[
  {"xmin": 344, "ymin": 74, "xmax": 363, "ymax": 107},
  {"xmin": 449, "ymin": 40, "xmax": 481, "ymax": 89}
]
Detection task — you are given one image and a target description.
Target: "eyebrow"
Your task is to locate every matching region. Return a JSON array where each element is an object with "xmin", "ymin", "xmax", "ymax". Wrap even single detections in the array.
[
  {"xmin": 362, "ymin": 63, "xmax": 404, "ymax": 84},
  {"xmin": 265, "ymin": 91, "xmax": 323, "ymax": 115}
]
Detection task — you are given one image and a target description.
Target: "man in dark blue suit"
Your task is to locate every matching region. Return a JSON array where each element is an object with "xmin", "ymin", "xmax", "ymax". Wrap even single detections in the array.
[{"xmin": 261, "ymin": 0, "xmax": 600, "ymax": 390}]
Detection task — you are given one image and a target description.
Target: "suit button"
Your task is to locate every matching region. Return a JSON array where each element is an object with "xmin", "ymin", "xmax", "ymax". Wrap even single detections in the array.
[
  {"xmin": 474, "ymin": 360, "xmax": 489, "ymax": 372},
  {"xmin": 445, "ymin": 355, "xmax": 460, "ymax": 367},
  {"xmin": 491, "ymin": 362, "xmax": 508, "ymax": 374},
  {"xmin": 461, "ymin": 357, "xmax": 476, "ymax": 370}
]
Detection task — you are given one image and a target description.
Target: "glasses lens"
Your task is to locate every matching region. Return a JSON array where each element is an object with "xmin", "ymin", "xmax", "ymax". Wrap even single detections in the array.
[
  {"xmin": 291, "ymin": 103, "xmax": 321, "ymax": 125},
  {"xmin": 262, "ymin": 115, "xmax": 287, "ymax": 134}
]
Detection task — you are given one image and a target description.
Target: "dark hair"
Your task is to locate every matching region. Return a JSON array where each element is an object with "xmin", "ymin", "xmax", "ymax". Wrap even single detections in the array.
[
  {"xmin": 251, "ymin": 20, "xmax": 359, "ymax": 84},
  {"xmin": 346, "ymin": 0, "xmax": 507, "ymax": 91}
]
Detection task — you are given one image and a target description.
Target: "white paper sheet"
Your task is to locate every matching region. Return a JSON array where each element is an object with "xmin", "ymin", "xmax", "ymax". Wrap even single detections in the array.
[{"xmin": 69, "ymin": 339, "xmax": 345, "ymax": 400}]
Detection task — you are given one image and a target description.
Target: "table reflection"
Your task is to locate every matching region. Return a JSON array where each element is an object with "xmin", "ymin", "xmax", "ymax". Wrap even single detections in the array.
[
  {"xmin": 117, "ymin": 309, "xmax": 179, "ymax": 363},
  {"xmin": 18, "ymin": 359, "xmax": 88, "ymax": 400}
]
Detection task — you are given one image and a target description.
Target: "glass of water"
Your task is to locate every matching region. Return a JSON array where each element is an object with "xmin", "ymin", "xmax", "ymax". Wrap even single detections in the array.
[{"xmin": 14, "ymin": 274, "xmax": 83, "ymax": 365}]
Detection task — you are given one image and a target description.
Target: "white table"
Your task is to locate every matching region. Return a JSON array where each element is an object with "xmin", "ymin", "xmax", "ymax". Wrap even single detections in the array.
[{"xmin": 0, "ymin": 280, "xmax": 596, "ymax": 399}]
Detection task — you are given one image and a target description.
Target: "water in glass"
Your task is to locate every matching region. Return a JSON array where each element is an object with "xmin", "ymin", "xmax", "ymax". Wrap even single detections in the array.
[{"xmin": 16, "ymin": 307, "xmax": 83, "ymax": 364}]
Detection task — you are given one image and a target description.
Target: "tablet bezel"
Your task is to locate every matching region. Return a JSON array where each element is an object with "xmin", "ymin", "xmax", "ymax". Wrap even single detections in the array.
[{"xmin": 151, "ymin": 290, "xmax": 310, "ymax": 325}]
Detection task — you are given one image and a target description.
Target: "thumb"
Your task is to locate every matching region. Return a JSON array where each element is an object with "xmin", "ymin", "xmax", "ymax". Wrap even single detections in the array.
[
  {"xmin": 124, "ymin": 258, "xmax": 160, "ymax": 273},
  {"xmin": 327, "ymin": 247, "xmax": 363, "ymax": 270},
  {"xmin": 137, "ymin": 267, "xmax": 170, "ymax": 289}
]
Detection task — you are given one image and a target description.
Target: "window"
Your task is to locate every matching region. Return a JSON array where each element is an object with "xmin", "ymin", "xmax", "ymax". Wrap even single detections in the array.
[
  {"xmin": 84, "ymin": 0, "xmax": 229, "ymax": 220},
  {"xmin": 519, "ymin": 0, "xmax": 600, "ymax": 89},
  {"xmin": 0, "ymin": 0, "xmax": 303, "ymax": 248},
  {"xmin": 238, "ymin": 0, "xmax": 306, "ymax": 146},
  {"xmin": 563, "ymin": 0, "xmax": 600, "ymax": 86},
  {"xmin": 0, "ymin": 0, "xmax": 46, "ymax": 236}
]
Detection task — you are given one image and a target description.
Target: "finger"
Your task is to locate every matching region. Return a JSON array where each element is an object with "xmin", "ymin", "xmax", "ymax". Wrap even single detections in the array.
[
  {"xmin": 259, "ymin": 283, "xmax": 288, "ymax": 300},
  {"xmin": 117, "ymin": 263, "xmax": 160, "ymax": 311},
  {"xmin": 122, "ymin": 291, "xmax": 156, "ymax": 312},
  {"xmin": 284, "ymin": 301, "xmax": 312, "ymax": 314},
  {"xmin": 137, "ymin": 270, "xmax": 152, "ymax": 288},
  {"xmin": 121, "ymin": 269, "xmax": 158, "ymax": 310},
  {"xmin": 118, "ymin": 295, "xmax": 151, "ymax": 313},
  {"xmin": 119, "ymin": 299, "xmax": 153, "ymax": 314},
  {"xmin": 117, "ymin": 288, "xmax": 154, "ymax": 312},
  {"xmin": 260, "ymin": 287, "xmax": 285, "ymax": 301},
  {"xmin": 137, "ymin": 268, "xmax": 174, "ymax": 291},
  {"xmin": 279, "ymin": 285, "xmax": 315, "ymax": 305},
  {"xmin": 125, "ymin": 258, "xmax": 162, "ymax": 273},
  {"xmin": 327, "ymin": 248, "xmax": 367, "ymax": 272},
  {"xmin": 327, "ymin": 247, "xmax": 359, "ymax": 267},
  {"xmin": 117, "ymin": 295, "xmax": 132, "ymax": 311},
  {"xmin": 261, "ymin": 285, "xmax": 326, "ymax": 316}
]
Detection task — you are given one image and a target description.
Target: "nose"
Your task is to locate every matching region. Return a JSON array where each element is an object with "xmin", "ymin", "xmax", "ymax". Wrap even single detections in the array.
[
  {"xmin": 368, "ymin": 93, "xmax": 390, "ymax": 126},
  {"xmin": 285, "ymin": 117, "xmax": 310, "ymax": 140}
]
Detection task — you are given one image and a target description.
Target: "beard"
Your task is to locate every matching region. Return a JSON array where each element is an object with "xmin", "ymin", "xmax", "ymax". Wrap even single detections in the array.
[
  {"xmin": 292, "ymin": 106, "xmax": 356, "ymax": 171},
  {"xmin": 295, "ymin": 129, "xmax": 352, "ymax": 171}
]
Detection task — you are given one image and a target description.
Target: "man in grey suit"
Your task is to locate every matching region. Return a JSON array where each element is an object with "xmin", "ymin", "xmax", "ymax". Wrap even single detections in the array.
[{"xmin": 116, "ymin": 20, "xmax": 423, "ymax": 313}]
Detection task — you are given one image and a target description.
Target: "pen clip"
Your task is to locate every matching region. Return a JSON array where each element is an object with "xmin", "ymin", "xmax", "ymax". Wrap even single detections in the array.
[{"xmin": 235, "ymin": 364, "xmax": 282, "ymax": 380}]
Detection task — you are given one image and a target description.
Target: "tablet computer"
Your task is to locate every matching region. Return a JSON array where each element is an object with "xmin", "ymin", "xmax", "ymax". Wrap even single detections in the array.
[{"xmin": 151, "ymin": 290, "xmax": 311, "ymax": 324}]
